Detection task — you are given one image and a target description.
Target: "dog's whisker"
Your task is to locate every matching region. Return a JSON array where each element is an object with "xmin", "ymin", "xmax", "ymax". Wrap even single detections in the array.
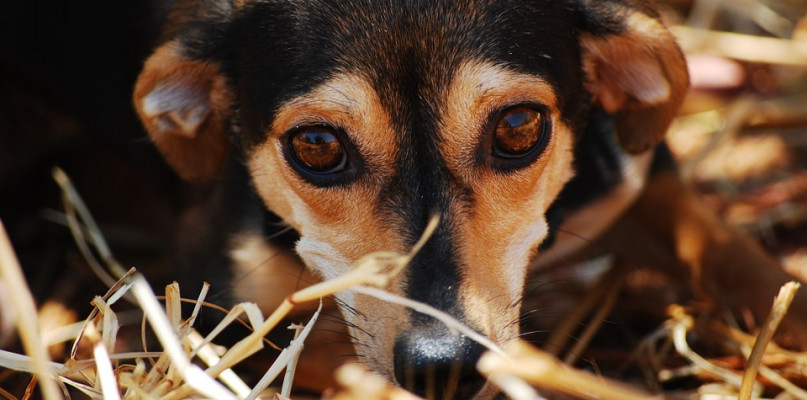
[
  {"xmin": 555, "ymin": 228, "xmax": 596, "ymax": 246},
  {"xmin": 506, "ymin": 293, "xmax": 525, "ymax": 310},
  {"xmin": 523, "ymin": 276, "xmax": 579, "ymax": 292},
  {"xmin": 317, "ymin": 314, "xmax": 353, "ymax": 325},
  {"xmin": 323, "ymin": 338, "xmax": 364, "ymax": 347},
  {"xmin": 261, "ymin": 224, "xmax": 295, "ymax": 240},
  {"xmin": 333, "ymin": 298, "xmax": 365, "ymax": 319},
  {"xmin": 517, "ymin": 329, "xmax": 552, "ymax": 338},
  {"xmin": 334, "ymin": 318, "xmax": 376, "ymax": 339}
]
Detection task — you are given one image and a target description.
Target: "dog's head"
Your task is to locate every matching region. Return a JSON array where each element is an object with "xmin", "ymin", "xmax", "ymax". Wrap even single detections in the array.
[{"xmin": 134, "ymin": 0, "xmax": 687, "ymax": 397}]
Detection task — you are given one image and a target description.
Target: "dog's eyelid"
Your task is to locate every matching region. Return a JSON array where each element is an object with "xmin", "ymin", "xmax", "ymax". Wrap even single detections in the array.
[{"xmin": 271, "ymin": 114, "xmax": 345, "ymax": 136}]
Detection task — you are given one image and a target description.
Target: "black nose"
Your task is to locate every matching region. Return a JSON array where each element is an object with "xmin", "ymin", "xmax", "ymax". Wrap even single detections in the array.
[{"xmin": 393, "ymin": 327, "xmax": 487, "ymax": 400}]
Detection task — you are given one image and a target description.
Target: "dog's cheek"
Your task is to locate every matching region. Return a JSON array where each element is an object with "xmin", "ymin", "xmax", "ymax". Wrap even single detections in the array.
[
  {"xmin": 249, "ymin": 143, "xmax": 411, "ymax": 375},
  {"xmin": 248, "ymin": 146, "xmax": 385, "ymax": 271},
  {"xmin": 247, "ymin": 142, "xmax": 300, "ymax": 225},
  {"xmin": 458, "ymin": 121, "xmax": 576, "ymax": 340}
]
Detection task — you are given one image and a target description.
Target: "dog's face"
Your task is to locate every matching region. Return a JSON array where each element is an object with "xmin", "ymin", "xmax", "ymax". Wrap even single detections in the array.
[{"xmin": 134, "ymin": 0, "xmax": 687, "ymax": 398}]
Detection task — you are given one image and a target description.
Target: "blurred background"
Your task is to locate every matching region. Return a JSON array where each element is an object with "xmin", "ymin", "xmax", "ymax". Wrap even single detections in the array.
[{"xmin": 661, "ymin": 0, "xmax": 807, "ymax": 281}]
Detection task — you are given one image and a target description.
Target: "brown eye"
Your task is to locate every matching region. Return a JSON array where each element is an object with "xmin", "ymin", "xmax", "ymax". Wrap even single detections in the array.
[
  {"xmin": 289, "ymin": 127, "xmax": 347, "ymax": 174},
  {"xmin": 493, "ymin": 107, "xmax": 547, "ymax": 158}
]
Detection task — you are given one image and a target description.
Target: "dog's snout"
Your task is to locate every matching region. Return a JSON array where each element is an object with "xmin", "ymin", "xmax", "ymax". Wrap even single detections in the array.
[{"xmin": 393, "ymin": 328, "xmax": 486, "ymax": 399}]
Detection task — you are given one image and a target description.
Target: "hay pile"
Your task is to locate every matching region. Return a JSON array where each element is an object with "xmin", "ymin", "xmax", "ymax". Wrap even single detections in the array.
[{"xmin": 1, "ymin": 170, "xmax": 805, "ymax": 399}]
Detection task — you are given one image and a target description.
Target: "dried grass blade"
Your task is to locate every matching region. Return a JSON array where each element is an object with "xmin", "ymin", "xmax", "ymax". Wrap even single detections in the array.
[
  {"xmin": 668, "ymin": 308, "xmax": 747, "ymax": 392},
  {"xmin": 485, "ymin": 374, "xmax": 546, "ymax": 400},
  {"xmin": 42, "ymin": 322, "xmax": 85, "ymax": 347},
  {"xmin": 187, "ymin": 283, "xmax": 210, "ymax": 328},
  {"xmin": 0, "ymin": 349, "xmax": 65, "ymax": 374},
  {"xmin": 84, "ymin": 325, "xmax": 120, "ymax": 400},
  {"xmin": 757, "ymin": 364, "xmax": 807, "ymax": 400},
  {"xmin": 280, "ymin": 324, "xmax": 304, "ymax": 398},
  {"xmin": 164, "ymin": 283, "xmax": 182, "ymax": 331},
  {"xmin": 739, "ymin": 282, "xmax": 801, "ymax": 400},
  {"xmin": 91, "ymin": 298, "xmax": 119, "ymax": 355},
  {"xmin": 58, "ymin": 376, "xmax": 101, "ymax": 398},
  {"xmin": 185, "ymin": 330, "xmax": 251, "ymax": 398},
  {"xmin": 119, "ymin": 373, "xmax": 156, "ymax": 400},
  {"xmin": 245, "ymin": 301, "xmax": 322, "ymax": 400},
  {"xmin": 71, "ymin": 269, "xmax": 136, "ymax": 360},
  {"xmin": 189, "ymin": 302, "xmax": 267, "ymax": 360},
  {"xmin": 52, "ymin": 167, "xmax": 127, "ymax": 279},
  {"xmin": 478, "ymin": 340, "xmax": 658, "ymax": 400},
  {"xmin": 332, "ymin": 364, "xmax": 424, "ymax": 400},
  {"xmin": 0, "ymin": 220, "xmax": 62, "ymax": 400}
]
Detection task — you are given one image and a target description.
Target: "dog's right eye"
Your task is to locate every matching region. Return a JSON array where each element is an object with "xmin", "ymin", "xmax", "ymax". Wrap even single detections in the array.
[{"xmin": 288, "ymin": 126, "xmax": 347, "ymax": 174}]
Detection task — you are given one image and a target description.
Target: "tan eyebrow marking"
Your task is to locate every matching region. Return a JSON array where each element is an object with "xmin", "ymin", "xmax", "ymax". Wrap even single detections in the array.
[
  {"xmin": 268, "ymin": 73, "xmax": 399, "ymax": 175},
  {"xmin": 438, "ymin": 60, "xmax": 559, "ymax": 183}
]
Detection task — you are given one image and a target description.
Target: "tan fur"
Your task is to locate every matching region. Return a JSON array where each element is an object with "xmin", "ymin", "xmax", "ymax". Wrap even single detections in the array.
[
  {"xmin": 581, "ymin": 11, "xmax": 689, "ymax": 154},
  {"xmin": 437, "ymin": 61, "xmax": 576, "ymax": 341},
  {"xmin": 233, "ymin": 0, "xmax": 255, "ymax": 9},
  {"xmin": 133, "ymin": 41, "xmax": 233, "ymax": 181}
]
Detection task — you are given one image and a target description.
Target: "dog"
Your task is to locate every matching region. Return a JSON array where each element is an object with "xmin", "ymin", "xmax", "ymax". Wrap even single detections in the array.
[{"xmin": 132, "ymin": 0, "xmax": 807, "ymax": 398}]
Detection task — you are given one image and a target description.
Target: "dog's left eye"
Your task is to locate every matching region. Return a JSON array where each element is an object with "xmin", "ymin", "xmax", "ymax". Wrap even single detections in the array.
[
  {"xmin": 288, "ymin": 126, "xmax": 347, "ymax": 174},
  {"xmin": 493, "ymin": 106, "xmax": 548, "ymax": 159}
]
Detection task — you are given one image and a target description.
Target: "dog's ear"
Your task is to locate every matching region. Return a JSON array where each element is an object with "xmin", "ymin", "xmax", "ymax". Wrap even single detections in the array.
[
  {"xmin": 578, "ymin": 1, "xmax": 689, "ymax": 154},
  {"xmin": 133, "ymin": 40, "xmax": 233, "ymax": 182}
]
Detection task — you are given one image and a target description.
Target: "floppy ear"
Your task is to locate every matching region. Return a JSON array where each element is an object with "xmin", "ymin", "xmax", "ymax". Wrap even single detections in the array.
[
  {"xmin": 579, "ymin": 2, "xmax": 689, "ymax": 154},
  {"xmin": 133, "ymin": 41, "xmax": 233, "ymax": 182}
]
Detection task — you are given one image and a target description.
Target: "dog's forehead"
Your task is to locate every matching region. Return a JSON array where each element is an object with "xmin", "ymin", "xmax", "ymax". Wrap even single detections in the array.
[
  {"xmin": 291, "ymin": 0, "xmax": 575, "ymax": 72},
  {"xmin": 230, "ymin": 0, "xmax": 582, "ymax": 128}
]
